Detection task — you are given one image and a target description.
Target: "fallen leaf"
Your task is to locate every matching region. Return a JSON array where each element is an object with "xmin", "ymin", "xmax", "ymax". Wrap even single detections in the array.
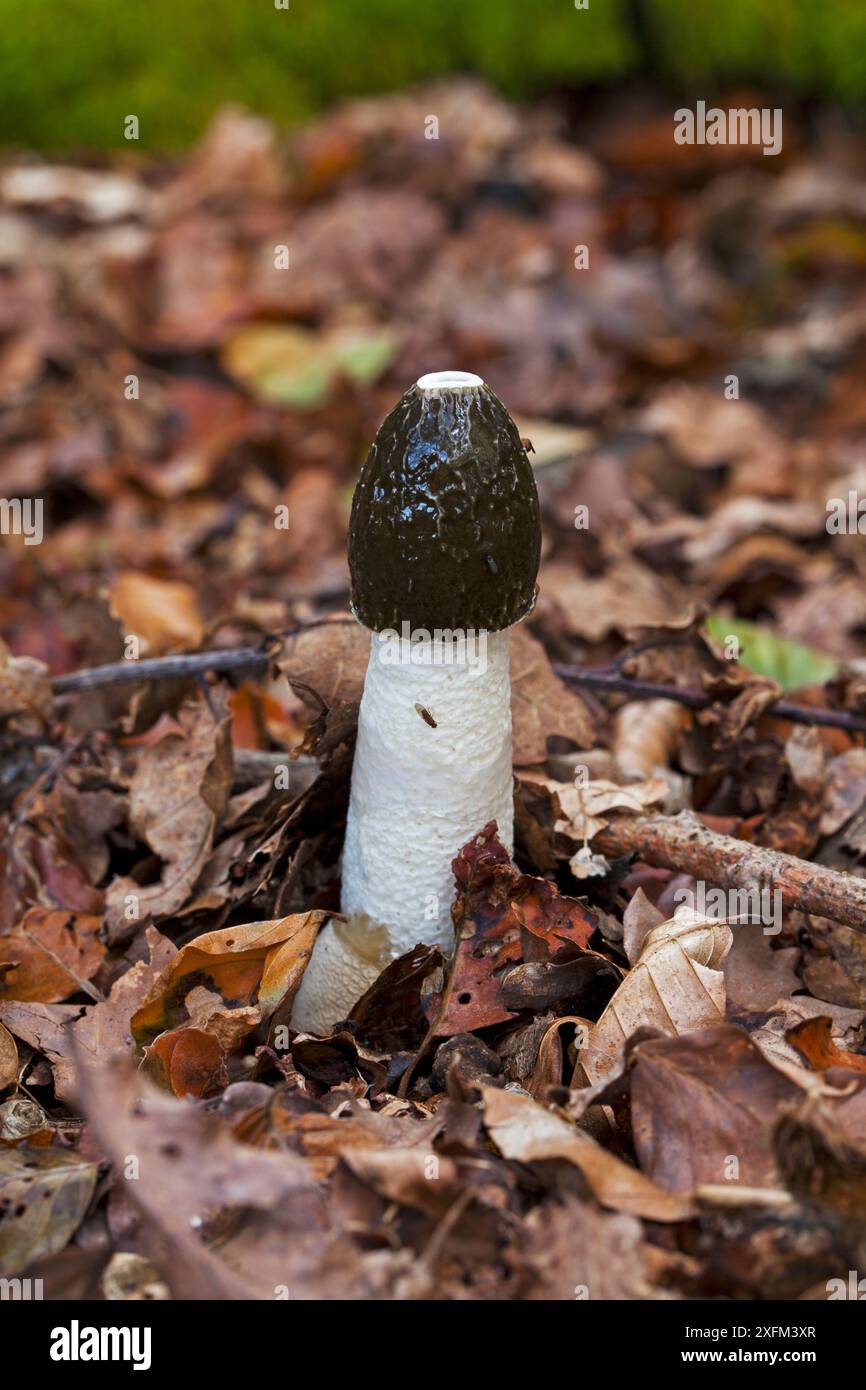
[
  {"xmin": 705, "ymin": 614, "xmax": 837, "ymax": 691},
  {"xmin": 638, "ymin": 384, "xmax": 786, "ymax": 472},
  {"xmin": 786, "ymin": 1015, "xmax": 866, "ymax": 1074},
  {"xmin": 581, "ymin": 908, "xmax": 732, "ymax": 1083},
  {"xmin": 0, "ymin": 1096, "xmax": 53, "ymax": 1147},
  {"xmin": 541, "ymin": 558, "xmax": 695, "ymax": 643},
  {"xmin": 480, "ymin": 1084, "xmax": 692, "ymax": 1221},
  {"xmin": 821, "ymin": 749, "xmax": 866, "ymax": 836},
  {"xmin": 222, "ymin": 323, "xmax": 398, "ymax": 408},
  {"xmin": 0, "ymin": 1025, "xmax": 17, "ymax": 1092},
  {"xmin": 426, "ymin": 824, "xmax": 596, "ymax": 1036},
  {"xmin": 0, "ymin": 907, "xmax": 104, "ymax": 1003},
  {"xmin": 509, "ymin": 626, "xmax": 595, "ymax": 764},
  {"xmin": 348, "ymin": 944, "xmax": 443, "ymax": 1052},
  {"xmin": 131, "ymin": 912, "xmax": 326, "ymax": 1044},
  {"xmin": 774, "ymin": 1094, "xmax": 866, "ymax": 1236},
  {"xmin": 75, "ymin": 1053, "xmax": 373, "ymax": 1299},
  {"xmin": 277, "ymin": 618, "xmax": 368, "ymax": 708},
  {"xmin": 508, "ymin": 1195, "xmax": 654, "ymax": 1300},
  {"xmin": 622, "ymin": 886, "xmax": 665, "ymax": 965},
  {"xmin": 0, "ymin": 639, "xmax": 52, "ymax": 725},
  {"xmin": 105, "ymin": 692, "xmax": 233, "ymax": 926},
  {"xmin": 724, "ymin": 924, "xmax": 801, "ymax": 1012},
  {"xmin": 73, "ymin": 927, "xmax": 177, "ymax": 1081},
  {"xmin": 142, "ymin": 1026, "xmax": 229, "ymax": 1098},
  {"xmin": 0, "ymin": 1001, "xmax": 83, "ymax": 1102},
  {"xmin": 613, "ymin": 699, "xmax": 690, "ymax": 780},
  {"xmin": 109, "ymin": 571, "xmax": 205, "ymax": 656},
  {"xmin": 0, "ymin": 1148, "xmax": 97, "ymax": 1276},
  {"xmin": 525, "ymin": 772, "xmax": 669, "ymax": 841},
  {"xmin": 749, "ymin": 995, "xmax": 865, "ymax": 1070},
  {"xmin": 628, "ymin": 1025, "xmax": 807, "ymax": 1193}
]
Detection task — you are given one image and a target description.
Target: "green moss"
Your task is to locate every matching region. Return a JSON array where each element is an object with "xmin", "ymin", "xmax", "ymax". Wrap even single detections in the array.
[{"xmin": 0, "ymin": 0, "xmax": 864, "ymax": 153}]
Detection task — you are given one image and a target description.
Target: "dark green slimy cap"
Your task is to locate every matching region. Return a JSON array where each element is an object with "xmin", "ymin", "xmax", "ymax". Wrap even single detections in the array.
[{"xmin": 349, "ymin": 372, "xmax": 541, "ymax": 633}]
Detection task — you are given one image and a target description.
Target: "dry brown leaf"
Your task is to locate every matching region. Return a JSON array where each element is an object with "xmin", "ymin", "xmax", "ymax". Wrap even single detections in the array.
[
  {"xmin": 509, "ymin": 626, "xmax": 595, "ymax": 764},
  {"xmin": 480, "ymin": 1084, "xmax": 692, "ymax": 1222},
  {"xmin": 75, "ymin": 1053, "xmax": 371, "ymax": 1299},
  {"xmin": 73, "ymin": 927, "xmax": 177, "ymax": 1080},
  {"xmin": 131, "ymin": 912, "xmax": 326, "ymax": 1043},
  {"xmin": 540, "ymin": 558, "xmax": 695, "ymax": 643},
  {"xmin": 109, "ymin": 571, "xmax": 205, "ymax": 656},
  {"xmin": 0, "ymin": 1023, "xmax": 17, "ymax": 1092},
  {"xmin": 581, "ymin": 908, "xmax": 732, "ymax": 1083},
  {"xmin": 0, "ymin": 1148, "xmax": 98, "ymax": 1276},
  {"xmin": 0, "ymin": 1001, "xmax": 83, "ymax": 1103},
  {"xmin": 724, "ymin": 924, "xmax": 801, "ymax": 1012},
  {"xmin": 526, "ymin": 772, "xmax": 668, "ymax": 841},
  {"xmin": 508, "ymin": 1196, "xmax": 655, "ymax": 1301},
  {"xmin": 105, "ymin": 692, "xmax": 232, "ymax": 927},
  {"xmin": 821, "ymin": 749, "xmax": 866, "ymax": 836},
  {"xmin": 613, "ymin": 699, "xmax": 690, "ymax": 781},
  {"xmin": 622, "ymin": 885, "xmax": 665, "ymax": 965},
  {"xmin": 141, "ymin": 1026, "xmax": 229, "ymax": 1098},
  {"xmin": 749, "ymin": 995, "xmax": 866, "ymax": 1072},
  {"xmin": 629, "ymin": 1025, "xmax": 808, "ymax": 1193},
  {"xmin": 786, "ymin": 1014, "xmax": 866, "ymax": 1074},
  {"xmin": 277, "ymin": 617, "xmax": 368, "ymax": 708},
  {"xmin": 0, "ymin": 638, "xmax": 52, "ymax": 724},
  {"xmin": 637, "ymin": 384, "xmax": 786, "ymax": 472},
  {"xmin": 0, "ymin": 907, "xmax": 104, "ymax": 1003}
]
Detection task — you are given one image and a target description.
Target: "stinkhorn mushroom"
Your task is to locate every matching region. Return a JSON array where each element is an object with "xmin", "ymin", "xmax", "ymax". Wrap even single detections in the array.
[{"xmin": 291, "ymin": 371, "xmax": 541, "ymax": 1034}]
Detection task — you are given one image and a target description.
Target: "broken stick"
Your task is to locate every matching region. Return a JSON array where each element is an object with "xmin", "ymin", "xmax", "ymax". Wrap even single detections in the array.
[{"xmin": 593, "ymin": 810, "xmax": 866, "ymax": 936}]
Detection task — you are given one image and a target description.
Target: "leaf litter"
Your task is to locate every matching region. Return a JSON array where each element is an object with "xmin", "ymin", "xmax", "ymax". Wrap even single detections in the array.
[{"xmin": 3, "ymin": 79, "xmax": 866, "ymax": 1300}]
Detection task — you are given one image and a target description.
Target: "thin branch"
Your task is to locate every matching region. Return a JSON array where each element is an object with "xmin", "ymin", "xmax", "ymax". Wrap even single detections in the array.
[
  {"xmin": 593, "ymin": 810, "xmax": 866, "ymax": 936},
  {"xmin": 51, "ymin": 618, "xmax": 355, "ymax": 695},
  {"xmin": 49, "ymin": 642, "xmax": 866, "ymax": 737},
  {"xmin": 52, "ymin": 647, "xmax": 270, "ymax": 693},
  {"xmin": 553, "ymin": 664, "xmax": 866, "ymax": 736}
]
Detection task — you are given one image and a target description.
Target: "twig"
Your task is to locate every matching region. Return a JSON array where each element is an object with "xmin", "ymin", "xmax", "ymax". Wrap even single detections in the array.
[
  {"xmin": 553, "ymin": 663, "xmax": 866, "ymax": 736},
  {"xmin": 51, "ymin": 618, "xmax": 355, "ymax": 695},
  {"xmin": 49, "ymin": 643, "xmax": 866, "ymax": 737},
  {"xmin": 593, "ymin": 810, "xmax": 866, "ymax": 936},
  {"xmin": 52, "ymin": 647, "xmax": 270, "ymax": 693}
]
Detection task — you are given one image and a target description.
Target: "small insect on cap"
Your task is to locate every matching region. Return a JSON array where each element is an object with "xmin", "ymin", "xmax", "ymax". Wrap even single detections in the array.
[{"xmin": 348, "ymin": 372, "xmax": 541, "ymax": 633}]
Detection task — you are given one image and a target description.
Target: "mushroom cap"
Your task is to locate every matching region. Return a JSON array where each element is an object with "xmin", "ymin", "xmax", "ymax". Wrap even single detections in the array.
[{"xmin": 349, "ymin": 374, "xmax": 541, "ymax": 632}]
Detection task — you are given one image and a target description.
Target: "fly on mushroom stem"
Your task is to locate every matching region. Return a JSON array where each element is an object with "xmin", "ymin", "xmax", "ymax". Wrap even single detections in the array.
[{"xmin": 290, "ymin": 371, "xmax": 541, "ymax": 1035}]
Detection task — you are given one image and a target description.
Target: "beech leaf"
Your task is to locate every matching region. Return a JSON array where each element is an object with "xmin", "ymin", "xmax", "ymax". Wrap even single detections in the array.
[{"xmin": 581, "ymin": 908, "xmax": 732, "ymax": 1083}]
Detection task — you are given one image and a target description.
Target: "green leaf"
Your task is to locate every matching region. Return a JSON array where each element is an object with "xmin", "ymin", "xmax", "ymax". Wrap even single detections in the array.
[
  {"xmin": 221, "ymin": 324, "xmax": 398, "ymax": 409},
  {"xmin": 706, "ymin": 615, "xmax": 838, "ymax": 692},
  {"xmin": 331, "ymin": 329, "xmax": 398, "ymax": 387}
]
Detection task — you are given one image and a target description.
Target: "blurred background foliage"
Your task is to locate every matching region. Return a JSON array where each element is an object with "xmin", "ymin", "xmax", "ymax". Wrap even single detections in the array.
[{"xmin": 1, "ymin": 0, "xmax": 865, "ymax": 152}]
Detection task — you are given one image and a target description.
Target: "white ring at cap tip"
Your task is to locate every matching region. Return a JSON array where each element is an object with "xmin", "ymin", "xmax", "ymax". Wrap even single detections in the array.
[{"xmin": 416, "ymin": 370, "xmax": 484, "ymax": 392}]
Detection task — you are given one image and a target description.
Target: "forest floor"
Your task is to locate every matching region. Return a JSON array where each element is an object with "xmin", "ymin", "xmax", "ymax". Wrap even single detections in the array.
[{"xmin": 3, "ymin": 80, "xmax": 866, "ymax": 1300}]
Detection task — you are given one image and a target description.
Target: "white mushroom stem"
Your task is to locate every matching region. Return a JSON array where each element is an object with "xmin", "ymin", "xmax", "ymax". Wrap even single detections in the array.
[{"xmin": 290, "ymin": 628, "xmax": 513, "ymax": 1034}]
